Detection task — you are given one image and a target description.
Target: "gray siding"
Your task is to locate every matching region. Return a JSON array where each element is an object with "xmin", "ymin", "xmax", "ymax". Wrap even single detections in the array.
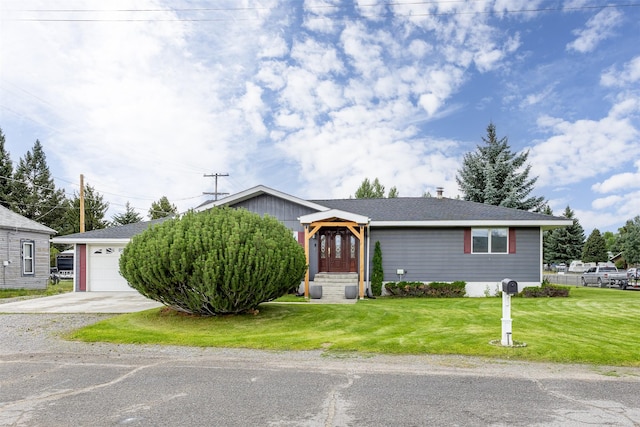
[
  {"xmin": 0, "ymin": 230, "xmax": 51, "ymax": 289},
  {"xmin": 369, "ymin": 227, "xmax": 540, "ymax": 283},
  {"xmin": 230, "ymin": 194, "xmax": 318, "ymax": 232}
]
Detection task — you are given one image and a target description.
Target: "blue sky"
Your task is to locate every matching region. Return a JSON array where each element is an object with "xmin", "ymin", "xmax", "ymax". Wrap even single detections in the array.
[{"xmin": 1, "ymin": 1, "xmax": 639, "ymax": 234}]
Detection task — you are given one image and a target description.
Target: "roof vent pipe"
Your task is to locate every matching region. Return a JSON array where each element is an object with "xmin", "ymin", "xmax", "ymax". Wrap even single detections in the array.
[{"xmin": 436, "ymin": 187, "xmax": 444, "ymax": 199}]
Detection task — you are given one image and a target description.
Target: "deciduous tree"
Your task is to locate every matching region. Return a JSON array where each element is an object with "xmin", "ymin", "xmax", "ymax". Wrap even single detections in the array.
[
  {"xmin": 617, "ymin": 216, "xmax": 640, "ymax": 266},
  {"xmin": 354, "ymin": 178, "xmax": 398, "ymax": 198},
  {"xmin": 148, "ymin": 196, "xmax": 178, "ymax": 219}
]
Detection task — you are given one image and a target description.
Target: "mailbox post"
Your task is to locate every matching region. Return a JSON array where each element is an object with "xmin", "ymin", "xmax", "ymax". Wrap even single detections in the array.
[{"xmin": 501, "ymin": 279, "xmax": 518, "ymax": 346}]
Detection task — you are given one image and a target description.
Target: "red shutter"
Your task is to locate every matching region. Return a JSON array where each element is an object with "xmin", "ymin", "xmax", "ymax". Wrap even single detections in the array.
[
  {"xmin": 464, "ymin": 228, "xmax": 471, "ymax": 253},
  {"xmin": 78, "ymin": 244, "xmax": 87, "ymax": 292},
  {"xmin": 509, "ymin": 228, "xmax": 516, "ymax": 254},
  {"xmin": 296, "ymin": 231, "xmax": 305, "ymax": 246}
]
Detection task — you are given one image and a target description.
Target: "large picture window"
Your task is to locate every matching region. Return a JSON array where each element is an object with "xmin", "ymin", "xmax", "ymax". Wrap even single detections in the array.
[
  {"xmin": 22, "ymin": 240, "xmax": 35, "ymax": 275},
  {"xmin": 472, "ymin": 228, "xmax": 508, "ymax": 254}
]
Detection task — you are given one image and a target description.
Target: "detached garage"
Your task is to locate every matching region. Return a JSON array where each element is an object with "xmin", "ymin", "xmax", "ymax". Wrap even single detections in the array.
[{"xmin": 52, "ymin": 219, "xmax": 170, "ymax": 292}]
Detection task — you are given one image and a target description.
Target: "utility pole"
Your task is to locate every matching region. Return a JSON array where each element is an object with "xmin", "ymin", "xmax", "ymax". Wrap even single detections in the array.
[
  {"xmin": 79, "ymin": 174, "xmax": 85, "ymax": 233},
  {"xmin": 203, "ymin": 173, "xmax": 229, "ymax": 201}
]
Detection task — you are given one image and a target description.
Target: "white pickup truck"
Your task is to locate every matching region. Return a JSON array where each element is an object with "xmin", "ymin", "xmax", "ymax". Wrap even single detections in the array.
[{"xmin": 581, "ymin": 266, "xmax": 628, "ymax": 288}]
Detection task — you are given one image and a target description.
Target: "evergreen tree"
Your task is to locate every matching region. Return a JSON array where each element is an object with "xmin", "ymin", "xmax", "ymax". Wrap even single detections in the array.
[
  {"xmin": 543, "ymin": 206, "xmax": 585, "ymax": 265},
  {"xmin": 371, "ymin": 241, "xmax": 384, "ymax": 296},
  {"xmin": 61, "ymin": 183, "xmax": 110, "ymax": 234},
  {"xmin": 11, "ymin": 140, "xmax": 67, "ymax": 231},
  {"xmin": 119, "ymin": 207, "xmax": 307, "ymax": 316},
  {"xmin": 617, "ymin": 216, "xmax": 640, "ymax": 266},
  {"xmin": 582, "ymin": 229, "xmax": 608, "ymax": 264},
  {"xmin": 112, "ymin": 202, "xmax": 143, "ymax": 226},
  {"xmin": 456, "ymin": 123, "xmax": 546, "ymax": 211},
  {"xmin": 0, "ymin": 128, "xmax": 14, "ymax": 208},
  {"xmin": 148, "ymin": 195, "xmax": 178, "ymax": 219},
  {"xmin": 354, "ymin": 178, "xmax": 398, "ymax": 198}
]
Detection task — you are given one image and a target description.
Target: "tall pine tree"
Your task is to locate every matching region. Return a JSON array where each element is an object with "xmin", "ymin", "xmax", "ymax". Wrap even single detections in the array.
[
  {"xmin": 456, "ymin": 123, "xmax": 546, "ymax": 211},
  {"xmin": 543, "ymin": 206, "xmax": 585, "ymax": 265},
  {"xmin": 62, "ymin": 183, "xmax": 110, "ymax": 234},
  {"xmin": 11, "ymin": 140, "xmax": 66, "ymax": 231},
  {"xmin": 582, "ymin": 229, "xmax": 609, "ymax": 264},
  {"xmin": 113, "ymin": 202, "xmax": 143, "ymax": 225},
  {"xmin": 0, "ymin": 128, "xmax": 13, "ymax": 208}
]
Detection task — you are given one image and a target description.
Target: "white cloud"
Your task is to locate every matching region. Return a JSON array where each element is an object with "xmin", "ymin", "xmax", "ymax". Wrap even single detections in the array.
[
  {"xmin": 528, "ymin": 98, "xmax": 640, "ymax": 188},
  {"xmin": 601, "ymin": 56, "xmax": 640, "ymax": 88},
  {"xmin": 592, "ymin": 160, "xmax": 640, "ymax": 193},
  {"xmin": 258, "ymin": 34, "xmax": 289, "ymax": 58},
  {"xmin": 567, "ymin": 8, "xmax": 623, "ymax": 53}
]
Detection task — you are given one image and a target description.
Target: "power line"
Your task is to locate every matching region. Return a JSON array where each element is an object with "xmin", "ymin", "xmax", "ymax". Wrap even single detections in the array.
[
  {"xmin": 3, "ymin": 2, "xmax": 639, "ymax": 22},
  {"xmin": 203, "ymin": 173, "xmax": 229, "ymax": 201}
]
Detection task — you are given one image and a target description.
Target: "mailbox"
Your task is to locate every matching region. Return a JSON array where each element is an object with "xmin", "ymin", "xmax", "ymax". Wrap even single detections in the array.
[{"xmin": 501, "ymin": 278, "xmax": 518, "ymax": 295}]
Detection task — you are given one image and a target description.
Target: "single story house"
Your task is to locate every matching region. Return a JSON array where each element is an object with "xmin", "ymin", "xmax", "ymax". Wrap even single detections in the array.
[
  {"xmin": 0, "ymin": 205, "xmax": 57, "ymax": 289},
  {"xmin": 52, "ymin": 185, "xmax": 571, "ymax": 297}
]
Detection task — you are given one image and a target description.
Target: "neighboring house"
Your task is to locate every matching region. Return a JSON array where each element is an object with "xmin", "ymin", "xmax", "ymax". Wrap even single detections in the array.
[
  {"xmin": 0, "ymin": 205, "xmax": 57, "ymax": 290},
  {"xmin": 52, "ymin": 185, "xmax": 572, "ymax": 297}
]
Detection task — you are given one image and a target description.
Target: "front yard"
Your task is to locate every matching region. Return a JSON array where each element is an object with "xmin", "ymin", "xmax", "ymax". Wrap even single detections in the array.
[{"xmin": 66, "ymin": 286, "xmax": 640, "ymax": 366}]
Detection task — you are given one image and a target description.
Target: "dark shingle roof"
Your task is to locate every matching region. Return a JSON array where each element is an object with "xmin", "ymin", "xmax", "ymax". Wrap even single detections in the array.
[
  {"xmin": 52, "ymin": 217, "xmax": 172, "ymax": 241},
  {"xmin": 310, "ymin": 197, "xmax": 564, "ymax": 223}
]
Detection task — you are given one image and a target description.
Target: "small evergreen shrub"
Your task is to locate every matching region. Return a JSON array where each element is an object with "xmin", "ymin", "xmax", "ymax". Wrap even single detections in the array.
[
  {"xmin": 384, "ymin": 281, "xmax": 466, "ymax": 298},
  {"xmin": 119, "ymin": 207, "xmax": 307, "ymax": 316},
  {"xmin": 371, "ymin": 241, "xmax": 383, "ymax": 296}
]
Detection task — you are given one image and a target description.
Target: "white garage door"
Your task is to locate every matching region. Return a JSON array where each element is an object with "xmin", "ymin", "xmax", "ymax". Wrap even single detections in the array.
[{"xmin": 88, "ymin": 245, "xmax": 133, "ymax": 291}]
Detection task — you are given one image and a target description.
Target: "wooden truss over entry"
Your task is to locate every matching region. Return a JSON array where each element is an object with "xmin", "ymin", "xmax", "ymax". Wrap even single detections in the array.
[{"xmin": 299, "ymin": 210, "xmax": 370, "ymax": 299}]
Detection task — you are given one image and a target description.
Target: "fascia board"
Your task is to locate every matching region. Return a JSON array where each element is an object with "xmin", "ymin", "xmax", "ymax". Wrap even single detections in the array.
[
  {"xmin": 299, "ymin": 209, "xmax": 370, "ymax": 224},
  {"xmin": 195, "ymin": 185, "xmax": 328, "ymax": 212},
  {"xmin": 51, "ymin": 238, "xmax": 132, "ymax": 245},
  {"xmin": 370, "ymin": 219, "xmax": 574, "ymax": 228}
]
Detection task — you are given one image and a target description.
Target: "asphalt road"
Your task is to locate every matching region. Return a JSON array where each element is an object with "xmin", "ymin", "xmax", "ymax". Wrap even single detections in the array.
[{"xmin": 2, "ymin": 314, "xmax": 640, "ymax": 427}]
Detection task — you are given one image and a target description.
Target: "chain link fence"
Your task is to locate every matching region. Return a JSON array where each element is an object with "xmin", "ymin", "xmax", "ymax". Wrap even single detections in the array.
[{"xmin": 543, "ymin": 274, "xmax": 582, "ymax": 286}]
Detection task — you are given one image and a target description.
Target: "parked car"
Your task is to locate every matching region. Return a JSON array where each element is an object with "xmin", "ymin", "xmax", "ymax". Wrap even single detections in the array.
[
  {"xmin": 625, "ymin": 268, "xmax": 640, "ymax": 290},
  {"xmin": 581, "ymin": 266, "xmax": 628, "ymax": 288}
]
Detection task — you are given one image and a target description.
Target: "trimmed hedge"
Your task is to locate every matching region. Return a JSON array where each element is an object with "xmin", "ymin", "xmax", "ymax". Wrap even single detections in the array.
[
  {"xmin": 384, "ymin": 281, "xmax": 467, "ymax": 298},
  {"xmin": 519, "ymin": 283, "xmax": 571, "ymax": 298}
]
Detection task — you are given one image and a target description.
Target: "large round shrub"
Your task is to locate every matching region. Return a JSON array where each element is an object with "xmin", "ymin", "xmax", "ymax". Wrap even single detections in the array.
[{"xmin": 119, "ymin": 207, "xmax": 307, "ymax": 316}]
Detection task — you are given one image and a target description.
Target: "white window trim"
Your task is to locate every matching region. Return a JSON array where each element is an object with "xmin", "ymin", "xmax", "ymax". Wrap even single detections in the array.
[
  {"xmin": 22, "ymin": 240, "xmax": 35, "ymax": 275},
  {"xmin": 471, "ymin": 228, "xmax": 509, "ymax": 254}
]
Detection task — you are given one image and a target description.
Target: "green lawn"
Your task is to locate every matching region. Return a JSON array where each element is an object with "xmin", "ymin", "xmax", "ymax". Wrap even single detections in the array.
[
  {"xmin": 0, "ymin": 280, "xmax": 73, "ymax": 298},
  {"xmin": 67, "ymin": 286, "xmax": 640, "ymax": 366}
]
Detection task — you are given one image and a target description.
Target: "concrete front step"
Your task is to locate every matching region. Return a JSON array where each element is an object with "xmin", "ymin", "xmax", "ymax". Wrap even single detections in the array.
[{"xmin": 309, "ymin": 273, "xmax": 361, "ymax": 302}]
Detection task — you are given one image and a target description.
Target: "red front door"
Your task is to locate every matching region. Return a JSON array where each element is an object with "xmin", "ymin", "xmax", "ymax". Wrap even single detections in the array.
[{"xmin": 318, "ymin": 229, "xmax": 358, "ymax": 273}]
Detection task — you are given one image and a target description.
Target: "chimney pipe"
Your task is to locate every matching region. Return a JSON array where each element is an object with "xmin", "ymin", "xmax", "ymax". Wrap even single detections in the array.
[{"xmin": 436, "ymin": 187, "xmax": 444, "ymax": 199}]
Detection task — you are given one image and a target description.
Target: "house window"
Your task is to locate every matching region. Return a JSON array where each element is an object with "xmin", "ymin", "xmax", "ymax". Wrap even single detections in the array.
[
  {"xmin": 471, "ymin": 228, "xmax": 508, "ymax": 254},
  {"xmin": 22, "ymin": 240, "xmax": 35, "ymax": 275}
]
